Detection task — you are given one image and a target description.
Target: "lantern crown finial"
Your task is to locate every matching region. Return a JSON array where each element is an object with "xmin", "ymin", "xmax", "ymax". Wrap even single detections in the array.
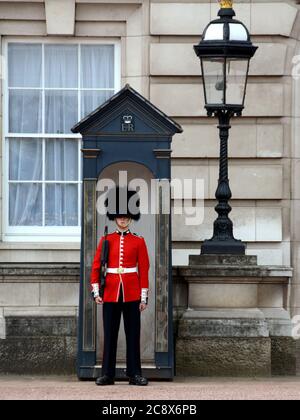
[
  {"xmin": 219, "ymin": 0, "xmax": 233, "ymax": 8},
  {"xmin": 218, "ymin": 0, "xmax": 235, "ymax": 18}
]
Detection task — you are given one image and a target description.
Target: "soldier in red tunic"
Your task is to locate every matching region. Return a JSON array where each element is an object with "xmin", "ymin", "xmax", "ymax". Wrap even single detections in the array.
[{"xmin": 90, "ymin": 188, "xmax": 149, "ymax": 386}]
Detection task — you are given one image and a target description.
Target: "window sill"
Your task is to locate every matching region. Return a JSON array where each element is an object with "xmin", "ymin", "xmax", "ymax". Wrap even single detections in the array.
[{"xmin": 0, "ymin": 239, "xmax": 81, "ymax": 248}]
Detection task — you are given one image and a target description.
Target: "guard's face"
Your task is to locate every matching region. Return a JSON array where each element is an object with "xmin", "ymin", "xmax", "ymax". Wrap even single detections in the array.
[{"xmin": 115, "ymin": 217, "xmax": 131, "ymax": 229}]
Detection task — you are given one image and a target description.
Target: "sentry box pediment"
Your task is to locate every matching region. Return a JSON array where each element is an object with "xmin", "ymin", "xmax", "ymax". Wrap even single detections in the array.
[
  {"xmin": 71, "ymin": 84, "xmax": 182, "ymax": 137},
  {"xmin": 71, "ymin": 84, "xmax": 182, "ymax": 178}
]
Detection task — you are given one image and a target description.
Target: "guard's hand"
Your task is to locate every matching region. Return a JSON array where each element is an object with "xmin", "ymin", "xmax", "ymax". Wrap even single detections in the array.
[
  {"xmin": 95, "ymin": 296, "xmax": 103, "ymax": 305},
  {"xmin": 139, "ymin": 303, "xmax": 147, "ymax": 312}
]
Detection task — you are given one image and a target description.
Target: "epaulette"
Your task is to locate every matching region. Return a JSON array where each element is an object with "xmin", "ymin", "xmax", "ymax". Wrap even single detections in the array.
[{"xmin": 133, "ymin": 232, "xmax": 143, "ymax": 238}]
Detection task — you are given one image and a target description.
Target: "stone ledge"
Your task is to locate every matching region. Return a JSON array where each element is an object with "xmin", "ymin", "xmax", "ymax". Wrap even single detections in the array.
[
  {"xmin": 5, "ymin": 316, "xmax": 77, "ymax": 338},
  {"xmin": 182, "ymin": 308, "xmax": 265, "ymax": 320},
  {"xmin": 260, "ymin": 308, "xmax": 293, "ymax": 337},
  {"xmin": 189, "ymin": 254, "xmax": 258, "ymax": 266},
  {"xmin": 0, "ymin": 263, "xmax": 80, "ymax": 283},
  {"xmin": 179, "ymin": 318, "xmax": 269, "ymax": 338},
  {"xmin": 3, "ymin": 307, "xmax": 78, "ymax": 317},
  {"xmin": 175, "ymin": 265, "xmax": 292, "ymax": 283},
  {"xmin": 178, "ymin": 309, "xmax": 270, "ymax": 338},
  {"xmin": 267, "ymin": 319, "xmax": 293, "ymax": 338},
  {"xmin": 178, "ymin": 308, "xmax": 294, "ymax": 339}
]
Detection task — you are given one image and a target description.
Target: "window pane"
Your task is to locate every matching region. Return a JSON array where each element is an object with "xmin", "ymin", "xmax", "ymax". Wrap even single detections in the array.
[
  {"xmin": 45, "ymin": 90, "xmax": 78, "ymax": 134},
  {"xmin": 9, "ymin": 138, "xmax": 42, "ymax": 181},
  {"xmin": 81, "ymin": 90, "xmax": 113, "ymax": 118},
  {"xmin": 8, "ymin": 43, "xmax": 42, "ymax": 88},
  {"xmin": 202, "ymin": 58, "xmax": 225, "ymax": 105},
  {"xmin": 9, "ymin": 90, "xmax": 42, "ymax": 133},
  {"xmin": 45, "ymin": 184, "xmax": 78, "ymax": 226},
  {"xmin": 9, "ymin": 183, "xmax": 42, "ymax": 226},
  {"xmin": 81, "ymin": 45, "xmax": 114, "ymax": 88},
  {"xmin": 46, "ymin": 139, "xmax": 78, "ymax": 181},
  {"xmin": 45, "ymin": 44, "xmax": 78, "ymax": 88},
  {"xmin": 225, "ymin": 58, "xmax": 249, "ymax": 106}
]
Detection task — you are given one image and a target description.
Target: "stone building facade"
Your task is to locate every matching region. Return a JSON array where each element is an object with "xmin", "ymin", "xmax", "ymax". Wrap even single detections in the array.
[{"xmin": 0, "ymin": 0, "xmax": 300, "ymax": 375}]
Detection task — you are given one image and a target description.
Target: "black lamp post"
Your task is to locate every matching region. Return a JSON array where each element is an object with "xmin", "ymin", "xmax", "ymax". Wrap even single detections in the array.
[{"xmin": 194, "ymin": 0, "xmax": 257, "ymax": 255}]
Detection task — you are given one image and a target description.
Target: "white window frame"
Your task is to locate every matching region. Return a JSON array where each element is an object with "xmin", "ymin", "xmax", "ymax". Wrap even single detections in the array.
[{"xmin": 2, "ymin": 37, "xmax": 121, "ymax": 242}]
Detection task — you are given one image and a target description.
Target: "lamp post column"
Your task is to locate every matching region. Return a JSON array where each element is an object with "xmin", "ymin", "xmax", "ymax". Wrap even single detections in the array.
[{"xmin": 201, "ymin": 110, "xmax": 246, "ymax": 255}]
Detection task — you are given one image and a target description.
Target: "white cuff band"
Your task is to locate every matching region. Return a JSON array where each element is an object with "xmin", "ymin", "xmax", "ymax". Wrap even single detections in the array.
[
  {"xmin": 92, "ymin": 284, "xmax": 99, "ymax": 298},
  {"xmin": 141, "ymin": 288, "xmax": 148, "ymax": 303}
]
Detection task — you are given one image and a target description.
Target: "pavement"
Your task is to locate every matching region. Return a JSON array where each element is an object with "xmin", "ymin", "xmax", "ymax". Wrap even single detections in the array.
[{"xmin": 1, "ymin": 376, "xmax": 300, "ymax": 400}]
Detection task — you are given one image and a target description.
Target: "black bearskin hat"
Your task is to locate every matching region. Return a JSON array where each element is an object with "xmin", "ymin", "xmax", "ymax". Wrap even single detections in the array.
[{"xmin": 104, "ymin": 186, "xmax": 140, "ymax": 221}]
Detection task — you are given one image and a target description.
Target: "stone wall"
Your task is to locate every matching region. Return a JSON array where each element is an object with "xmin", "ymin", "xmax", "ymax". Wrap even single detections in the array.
[
  {"xmin": 0, "ymin": 0, "xmax": 300, "ymax": 375},
  {"xmin": 0, "ymin": 264, "xmax": 79, "ymax": 374},
  {"xmin": 0, "ymin": 316, "xmax": 77, "ymax": 374}
]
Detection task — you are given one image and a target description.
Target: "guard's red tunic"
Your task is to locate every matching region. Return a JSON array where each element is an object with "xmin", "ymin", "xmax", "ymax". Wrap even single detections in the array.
[{"xmin": 90, "ymin": 229, "xmax": 150, "ymax": 302}]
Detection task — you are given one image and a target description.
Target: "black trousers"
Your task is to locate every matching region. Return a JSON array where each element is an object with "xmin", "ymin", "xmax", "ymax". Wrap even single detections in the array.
[{"xmin": 102, "ymin": 286, "xmax": 141, "ymax": 378}]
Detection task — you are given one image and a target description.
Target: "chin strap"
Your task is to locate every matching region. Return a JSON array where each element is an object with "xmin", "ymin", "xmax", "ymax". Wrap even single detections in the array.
[
  {"xmin": 92, "ymin": 283, "xmax": 100, "ymax": 299},
  {"xmin": 141, "ymin": 288, "xmax": 148, "ymax": 304}
]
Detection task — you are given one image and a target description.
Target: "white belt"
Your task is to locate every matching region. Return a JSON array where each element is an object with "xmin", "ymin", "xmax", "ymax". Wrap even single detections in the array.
[{"xmin": 106, "ymin": 267, "xmax": 137, "ymax": 274}]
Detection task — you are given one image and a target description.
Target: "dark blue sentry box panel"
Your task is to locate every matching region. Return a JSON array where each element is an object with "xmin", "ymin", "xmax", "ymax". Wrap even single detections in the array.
[{"xmin": 72, "ymin": 84, "xmax": 182, "ymax": 380}]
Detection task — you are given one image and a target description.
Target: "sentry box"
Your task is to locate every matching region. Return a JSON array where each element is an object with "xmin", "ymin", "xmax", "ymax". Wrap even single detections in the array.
[{"xmin": 72, "ymin": 85, "xmax": 182, "ymax": 380}]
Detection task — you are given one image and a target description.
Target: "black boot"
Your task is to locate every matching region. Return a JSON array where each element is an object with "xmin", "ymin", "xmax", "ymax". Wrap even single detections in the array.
[
  {"xmin": 96, "ymin": 375, "xmax": 115, "ymax": 386},
  {"xmin": 129, "ymin": 375, "xmax": 148, "ymax": 386}
]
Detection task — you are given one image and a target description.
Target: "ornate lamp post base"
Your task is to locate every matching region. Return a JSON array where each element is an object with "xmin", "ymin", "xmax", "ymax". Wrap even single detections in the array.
[{"xmin": 201, "ymin": 238, "xmax": 246, "ymax": 255}]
